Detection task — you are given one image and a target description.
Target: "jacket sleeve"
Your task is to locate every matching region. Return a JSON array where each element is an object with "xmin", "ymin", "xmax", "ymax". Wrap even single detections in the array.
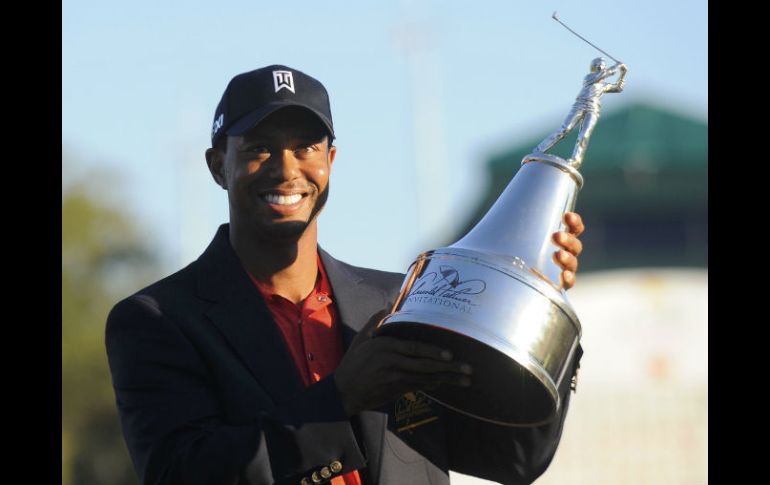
[
  {"xmin": 105, "ymin": 295, "xmax": 366, "ymax": 485},
  {"xmin": 445, "ymin": 346, "xmax": 583, "ymax": 485}
]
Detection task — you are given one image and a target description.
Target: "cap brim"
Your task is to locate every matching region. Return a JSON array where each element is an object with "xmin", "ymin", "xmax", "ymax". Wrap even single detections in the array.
[{"xmin": 226, "ymin": 101, "xmax": 334, "ymax": 139}]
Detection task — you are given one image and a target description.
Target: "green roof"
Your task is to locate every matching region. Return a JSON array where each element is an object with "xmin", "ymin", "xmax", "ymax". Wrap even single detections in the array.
[{"xmin": 488, "ymin": 101, "xmax": 708, "ymax": 174}]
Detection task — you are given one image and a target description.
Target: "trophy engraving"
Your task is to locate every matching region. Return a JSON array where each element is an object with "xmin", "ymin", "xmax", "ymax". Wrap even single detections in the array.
[{"xmin": 377, "ymin": 13, "xmax": 628, "ymax": 426}]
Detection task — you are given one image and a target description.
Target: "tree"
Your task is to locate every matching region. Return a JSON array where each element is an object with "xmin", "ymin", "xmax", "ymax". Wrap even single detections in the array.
[{"xmin": 62, "ymin": 174, "xmax": 158, "ymax": 485}]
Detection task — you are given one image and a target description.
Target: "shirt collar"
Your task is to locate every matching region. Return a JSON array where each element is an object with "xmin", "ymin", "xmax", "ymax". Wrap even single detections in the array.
[{"xmin": 246, "ymin": 252, "xmax": 334, "ymax": 305}]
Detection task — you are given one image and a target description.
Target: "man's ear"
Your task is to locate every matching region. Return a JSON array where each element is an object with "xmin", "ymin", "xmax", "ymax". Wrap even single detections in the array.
[
  {"xmin": 205, "ymin": 147, "xmax": 228, "ymax": 189},
  {"xmin": 327, "ymin": 144, "xmax": 337, "ymax": 168}
]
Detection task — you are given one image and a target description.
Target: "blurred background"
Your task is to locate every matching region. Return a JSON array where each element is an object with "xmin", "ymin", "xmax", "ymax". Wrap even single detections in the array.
[{"xmin": 62, "ymin": 1, "xmax": 707, "ymax": 484}]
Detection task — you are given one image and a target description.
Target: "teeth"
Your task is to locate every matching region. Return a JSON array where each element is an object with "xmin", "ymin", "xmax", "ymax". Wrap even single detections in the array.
[{"xmin": 262, "ymin": 193, "xmax": 303, "ymax": 205}]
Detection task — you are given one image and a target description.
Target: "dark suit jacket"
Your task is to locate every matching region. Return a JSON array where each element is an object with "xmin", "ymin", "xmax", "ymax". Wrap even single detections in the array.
[{"xmin": 106, "ymin": 224, "xmax": 581, "ymax": 485}]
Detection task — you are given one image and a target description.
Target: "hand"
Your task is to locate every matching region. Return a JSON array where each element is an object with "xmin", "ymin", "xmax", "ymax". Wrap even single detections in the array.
[
  {"xmin": 552, "ymin": 211, "xmax": 585, "ymax": 289},
  {"xmin": 619, "ymin": 63, "xmax": 627, "ymax": 72},
  {"xmin": 334, "ymin": 309, "xmax": 472, "ymax": 416}
]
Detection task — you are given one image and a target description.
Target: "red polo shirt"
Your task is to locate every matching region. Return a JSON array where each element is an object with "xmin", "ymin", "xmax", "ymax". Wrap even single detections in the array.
[{"xmin": 248, "ymin": 255, "xmax": 361, "ymax": 485}]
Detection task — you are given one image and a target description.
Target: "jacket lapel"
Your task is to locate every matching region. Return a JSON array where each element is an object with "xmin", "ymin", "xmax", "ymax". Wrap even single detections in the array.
[
  {"xmin": 319, "ymin": 248, "xmax": 394, "ymax": 484},
  {"xmin": 196, "ymin": 229, "xmax": 392, "ymax": 482},
  {"xmin": 319, "ymin": 248, "xmax": 392, "ymax": 349},
  {"xmin": 196, "ymin": 224, "xmax": 303, "ymax": 405}
]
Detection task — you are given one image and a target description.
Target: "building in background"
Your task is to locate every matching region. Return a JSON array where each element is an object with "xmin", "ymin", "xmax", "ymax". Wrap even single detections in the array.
[
  {"xmin": 453, "ymin": 102, "xmax": 707, "ymax": 271},
  {"xmin": 449, "ymin": 101, "xmax": 708, "ymax": 485}
]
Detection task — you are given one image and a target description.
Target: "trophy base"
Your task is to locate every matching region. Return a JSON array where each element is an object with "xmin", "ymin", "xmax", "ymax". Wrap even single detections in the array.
[
  {"xmin": 378, "ymin": 321, "xmax": 556, "ymax": 427},
  {"xmin": 376, "ymin": 247, "xmax": 581, "ymax": 427}
]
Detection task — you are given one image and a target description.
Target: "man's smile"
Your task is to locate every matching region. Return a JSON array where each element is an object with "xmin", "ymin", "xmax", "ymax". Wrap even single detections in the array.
[{"xmin": 257, "ymin": 189, "xmax": 311, "ymax": 216}]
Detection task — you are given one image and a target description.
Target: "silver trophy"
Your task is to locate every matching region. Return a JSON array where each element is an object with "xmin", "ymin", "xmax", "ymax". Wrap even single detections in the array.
[{"xmin": 377, "ymin": 13, "xmax": 628, "ymax": 426}]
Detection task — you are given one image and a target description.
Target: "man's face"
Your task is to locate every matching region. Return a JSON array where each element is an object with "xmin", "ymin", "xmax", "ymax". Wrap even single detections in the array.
[{"xmin": 208, "ymin": 106, "xmax": 336, "ymax": 242}]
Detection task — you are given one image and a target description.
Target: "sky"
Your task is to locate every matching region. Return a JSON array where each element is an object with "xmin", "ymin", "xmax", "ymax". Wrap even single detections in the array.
[{"xmin": 62, "ymin": 0, "xmax": 708, "ymax": 276}]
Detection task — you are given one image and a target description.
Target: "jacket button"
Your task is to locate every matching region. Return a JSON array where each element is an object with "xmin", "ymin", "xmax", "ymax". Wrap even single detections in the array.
[
  {"xmin": 311, "ymin": 471, "xmax": 322, "ymax": 483},
  {"xmin": 330, "ymin": 460, "xmax": 343, "ymax": 473},
  {"xmin": 320, "ymin": 466, "xmax": 332, "ymax": 479}
]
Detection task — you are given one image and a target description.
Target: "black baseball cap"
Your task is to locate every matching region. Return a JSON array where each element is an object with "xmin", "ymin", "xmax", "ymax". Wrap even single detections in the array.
[{"xmin": 211, "ymin": 64, "xmax": 334, "ymax": 147}]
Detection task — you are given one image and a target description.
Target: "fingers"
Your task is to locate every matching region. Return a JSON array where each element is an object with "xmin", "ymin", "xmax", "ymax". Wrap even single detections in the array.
[
  {"xmin": 553, "ymin": 211, "xmax": 584, "ymax": 256},
  {"xmin": 561, "ymin": 270, "xmax": 576, "ymax": 290},
  {"xmin": 336, "ymin": 334, "xmax": 475, "ymax": 414},
  {"xmin": 563, "ymin": 212, "xmax": 585, "ymax": 237},
  {"xmin": 377, "ymin": 338, "xmax": 473, "ymax": 388},
  {"xmin": 395, "ymin": 353, "xmax": 473, "ymax": 376},
  {"xmin": 553, "ymin": 249, "xmax": 578, "ymax": 290},
  {"xmin": 553, "ymin": 249, "xmax": 578, "ymax": 273},
  {"xmin": 382, "ymin": 336, "xmax": 454, "ymax": 361},
  {"xmin": 355, "ymin": 367, "xmax": 471, "ymax": 413},
  {"xmin": 553, "ymin": 232, "xmax": 583, "ymax": 258},
  {"xmin": 553, "ymin": 212, "xmax": 584, "ymax": 290},
  {"xmin": 402, "ymin": 371, "xmax": 472, "ymax": 392}
]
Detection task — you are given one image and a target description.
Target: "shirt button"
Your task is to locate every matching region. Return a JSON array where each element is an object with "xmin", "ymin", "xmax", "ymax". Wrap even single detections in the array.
[{"xmin": 307, "ymin": 352, "xmax": 314, "ymax": 361}]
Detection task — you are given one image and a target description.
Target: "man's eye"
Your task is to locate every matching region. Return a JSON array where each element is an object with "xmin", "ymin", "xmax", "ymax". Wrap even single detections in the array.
[{"xmin": 241, "ymin": 146, "xmax": 270, "ymax": 157}]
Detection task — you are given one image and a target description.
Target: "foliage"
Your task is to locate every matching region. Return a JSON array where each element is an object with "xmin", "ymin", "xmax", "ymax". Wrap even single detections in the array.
[{"xmin": 62, "ymin": 179, "xmax": 158, "ymax": 485}]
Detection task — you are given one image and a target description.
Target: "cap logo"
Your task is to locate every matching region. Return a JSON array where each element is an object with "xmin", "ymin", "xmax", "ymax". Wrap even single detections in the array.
[
  {"xmin": 212, "ymin": 113, "xmax": 224, "ymax": 137},
  {"xmin": 272, "ymin": 70, "xmax": 295, "ymax": 93}
]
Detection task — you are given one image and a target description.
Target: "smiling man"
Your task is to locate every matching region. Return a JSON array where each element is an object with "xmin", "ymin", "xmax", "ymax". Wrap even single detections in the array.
[{"xmin": 106, "ymin": 65, "xmax": 585, "ymax": 485}]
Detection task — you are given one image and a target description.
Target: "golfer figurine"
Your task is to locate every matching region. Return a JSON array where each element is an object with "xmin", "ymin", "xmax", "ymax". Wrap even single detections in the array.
[
  {"xmin": 534, "ymin": 57, "xmax": 627, "ymax": 169},
  {"xmin": 532, "ymin": 12, "xmax": 630, "ymax": 169}
]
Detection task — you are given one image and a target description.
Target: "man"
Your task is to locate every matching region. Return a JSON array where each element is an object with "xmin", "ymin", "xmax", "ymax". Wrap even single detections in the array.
[
  {"xmin": 106, "ymin": 65, "xmax": 585, "ymax": 485},
  {"xmin": 535, "ymin": 57, "xmax": 627, "ymax": 168}
]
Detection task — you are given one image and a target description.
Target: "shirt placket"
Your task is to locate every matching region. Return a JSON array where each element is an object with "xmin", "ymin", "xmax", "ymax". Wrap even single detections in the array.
[{"xmin": 302, "ymin": 291, "xmax": 332, "ymax": 383}]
